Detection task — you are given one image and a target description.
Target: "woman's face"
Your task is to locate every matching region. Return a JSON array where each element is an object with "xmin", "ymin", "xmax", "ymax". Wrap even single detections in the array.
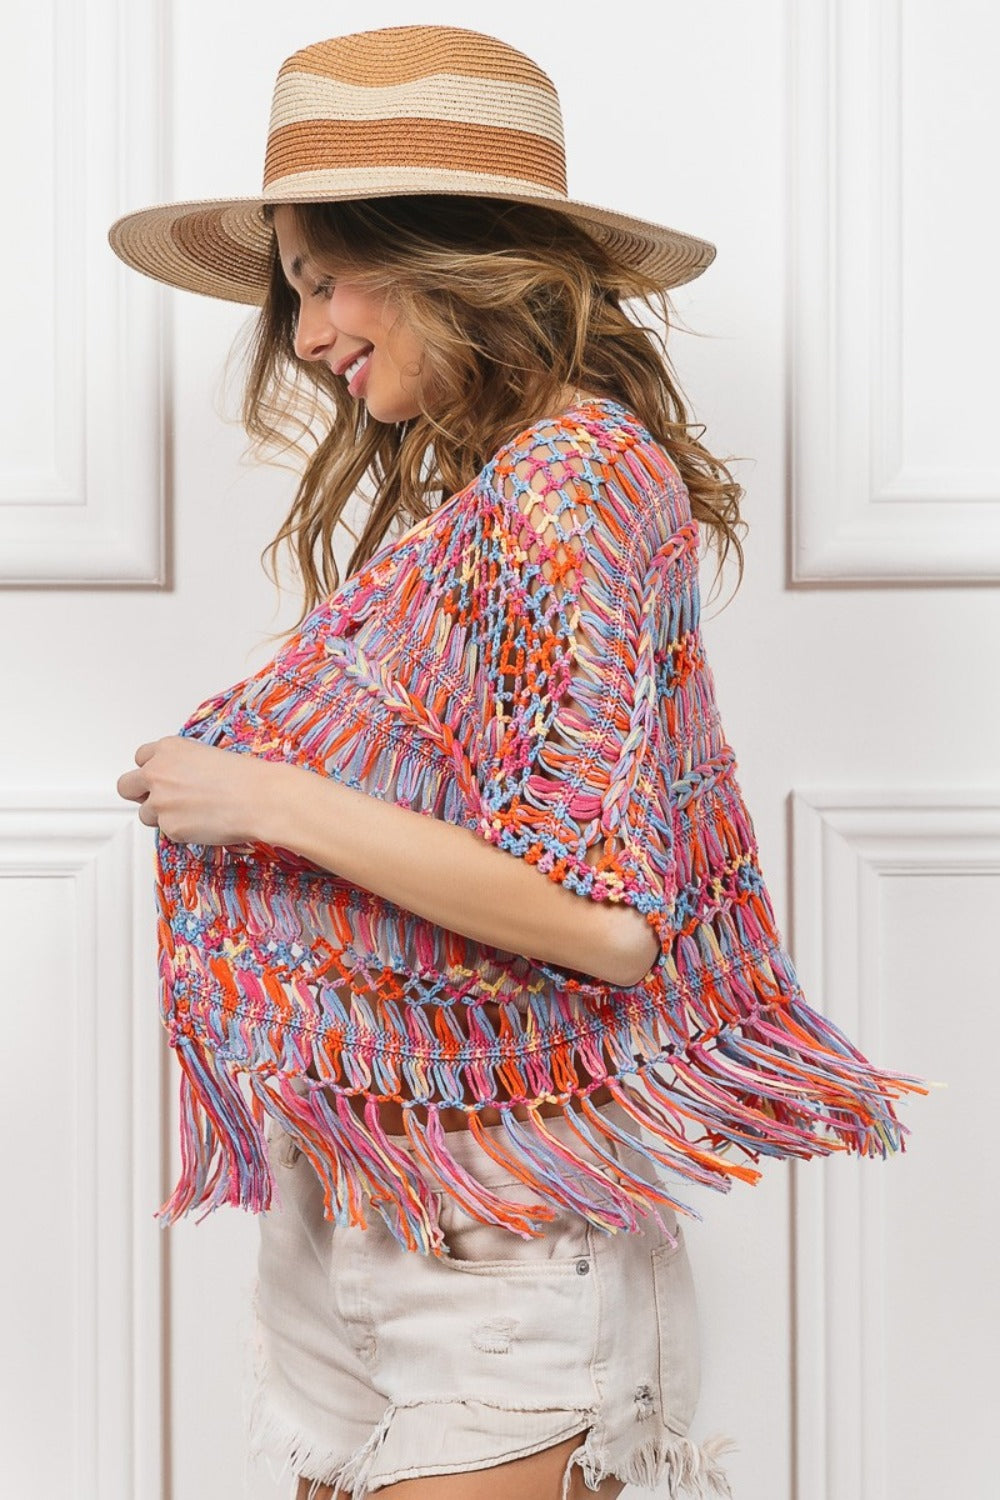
[{"xmin": 272, "ymin": 205, "xmax": 431, "ymax": 423}]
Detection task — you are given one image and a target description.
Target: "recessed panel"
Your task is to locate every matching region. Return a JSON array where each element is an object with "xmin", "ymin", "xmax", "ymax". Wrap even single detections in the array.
[
  {"xmin": 899, "ymin": 2, "xmax": 999, "ymax": 481},
  {"xmin": 0, "ymin": 874, "xmax": 80, "ymax": 1486},
  {"xmin": 879, "ymin": 869, "xmax": 998, "ymax": 1497}
]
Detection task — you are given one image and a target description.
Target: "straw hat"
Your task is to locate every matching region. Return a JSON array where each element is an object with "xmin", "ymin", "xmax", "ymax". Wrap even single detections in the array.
[{"xmin": 107, "ymin": 24, "xmax": 716, "ymax": 304}]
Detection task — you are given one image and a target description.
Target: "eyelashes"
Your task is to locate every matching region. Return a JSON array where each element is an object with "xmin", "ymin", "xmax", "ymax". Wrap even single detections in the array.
[{"xmin": 285, "ymin": 279, "xmax": 334, "ymax": 304}]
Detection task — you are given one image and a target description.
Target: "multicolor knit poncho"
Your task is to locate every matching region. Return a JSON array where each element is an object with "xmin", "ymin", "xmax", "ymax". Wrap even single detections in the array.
[{"xmin": 155, "ymin": 396, "xmax": 927, "ymax": 1254}]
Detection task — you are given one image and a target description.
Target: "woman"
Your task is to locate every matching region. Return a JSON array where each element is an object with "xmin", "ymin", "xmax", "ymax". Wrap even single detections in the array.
[{"xmin": 110, "ymin": 24, "xmax": 927, "ymax": 1500}]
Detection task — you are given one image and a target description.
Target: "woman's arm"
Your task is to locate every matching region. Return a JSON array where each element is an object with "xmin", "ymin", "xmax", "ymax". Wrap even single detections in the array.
[{"xmin": 252, "ymin": 759, "xmax": 660, "ymax": 989}]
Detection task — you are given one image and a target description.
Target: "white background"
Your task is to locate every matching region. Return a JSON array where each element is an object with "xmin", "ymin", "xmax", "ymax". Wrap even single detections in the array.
[{"xmin": 1, "ymin": 1, "xmax": 998, "ymax": 1496}]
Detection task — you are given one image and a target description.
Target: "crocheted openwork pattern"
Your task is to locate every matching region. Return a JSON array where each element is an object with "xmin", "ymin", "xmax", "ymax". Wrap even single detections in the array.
[{"xmin": 154, "ymin": 397, "xmax": 927, "ymax": 1254}]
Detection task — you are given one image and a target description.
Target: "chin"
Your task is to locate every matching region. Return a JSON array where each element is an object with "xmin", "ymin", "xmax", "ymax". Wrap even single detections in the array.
[{"xmin": 364, "ymin": 385, "xmax": 423, "ymax": 425}]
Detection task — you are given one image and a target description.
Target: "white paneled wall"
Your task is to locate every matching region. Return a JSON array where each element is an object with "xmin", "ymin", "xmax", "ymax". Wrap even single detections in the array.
[
  {"xmin": 791, "ymin": 791, "xmax": 1000, "ymax": 1500},
  {"xmin": 2, "ymin": 2, "xmax": 996, "ymax": 1497},
  {"xmin": 1, "ymin": 0, "xmax": 165, "ymax": 582},
  {"xmin": 791, "ymin": 0, "xmax": 1000, "ymax": 579},
  {"xmin": 0, "ymin": 804, "xmax": 164, "ymax": 1497}
]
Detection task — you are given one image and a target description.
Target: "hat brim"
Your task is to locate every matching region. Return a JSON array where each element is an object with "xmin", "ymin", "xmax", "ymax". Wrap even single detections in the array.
[{"xmin": 107, "ymin": 186, "xmax": 715, "ymax": 304}]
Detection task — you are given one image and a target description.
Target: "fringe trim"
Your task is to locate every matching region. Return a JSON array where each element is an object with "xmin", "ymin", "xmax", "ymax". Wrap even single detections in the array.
[
  {"xmin": 158, "ymin": 832, "xmax": 930, "ymax": 1176},
  {"xmin": 155, "ymin": 988, "xmax": 931, "ymax": 1255},
  {"xmin": 156, "ymin": 1031, "xmax": 728, "ymax": 1249}
]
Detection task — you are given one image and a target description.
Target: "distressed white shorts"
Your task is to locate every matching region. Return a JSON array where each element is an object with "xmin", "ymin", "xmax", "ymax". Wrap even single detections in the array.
[{"xmin": 248, "ymin": 1096, "xmax": 735, "ymax": 1498}]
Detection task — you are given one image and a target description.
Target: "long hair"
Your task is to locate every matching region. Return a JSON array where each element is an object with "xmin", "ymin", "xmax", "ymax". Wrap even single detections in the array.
[{"xmin": 233, "ymin": 195, "xmax": 747, "ymax": 641}]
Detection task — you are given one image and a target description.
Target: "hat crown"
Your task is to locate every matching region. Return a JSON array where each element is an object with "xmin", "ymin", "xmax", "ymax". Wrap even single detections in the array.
[{"xmin": 262, "ymin": 24, "xmax": 568, "ymax": 201}]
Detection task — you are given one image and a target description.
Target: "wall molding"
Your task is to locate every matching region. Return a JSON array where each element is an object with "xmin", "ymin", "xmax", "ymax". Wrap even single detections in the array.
[
  {"xmin": 0, "ymin": 795, "xmax": 166, "ymax": 1497},
  {"xmin": 0, "ymin": 0, "xmax": 166, "ymax": 583},
  {"xmin": 789, "ymin": 0, "xmax": 1000, "ymax": 580},
  {"xmin": 789, "ymin": 786, "xmax": 1000, "ymax": 1500}
]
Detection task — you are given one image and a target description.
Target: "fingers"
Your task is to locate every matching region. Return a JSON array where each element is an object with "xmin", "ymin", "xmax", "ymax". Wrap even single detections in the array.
[
  {"xmin": 116, "ymin": 769, "xmax": 145, "ymax": 802},
  {"xmin": 117, "ymin": 739, "xmax": 160, "ymax": 801}
]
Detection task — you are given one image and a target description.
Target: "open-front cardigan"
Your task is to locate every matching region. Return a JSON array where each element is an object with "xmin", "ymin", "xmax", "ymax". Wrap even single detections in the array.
[{"xmin": 154, "ymin": 396, "xmax": 927, "ymax": 1254}]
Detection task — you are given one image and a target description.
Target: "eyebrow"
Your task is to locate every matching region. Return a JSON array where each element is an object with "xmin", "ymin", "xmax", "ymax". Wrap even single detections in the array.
[
  {"xmin": 279, "ymin": 253, "xmax": 312, "ymax": 288},
  {"xmin": 282, "ymin": 253, "xmax": 334, "ymax": 291}
]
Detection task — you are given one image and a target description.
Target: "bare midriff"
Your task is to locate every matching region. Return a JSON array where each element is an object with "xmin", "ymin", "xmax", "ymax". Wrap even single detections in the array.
[{"xmin": 304, "ymin": 995, "xmax": 615, "ymax": 1133}]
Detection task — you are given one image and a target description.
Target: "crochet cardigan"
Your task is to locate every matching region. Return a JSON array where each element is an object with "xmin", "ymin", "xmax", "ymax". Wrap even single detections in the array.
[{"xmin": 154, "ymin": 396, "xmax": 927, "ymax": 1255}]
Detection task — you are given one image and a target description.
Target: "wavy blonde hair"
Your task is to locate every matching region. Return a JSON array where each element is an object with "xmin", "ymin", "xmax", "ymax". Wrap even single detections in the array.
[{"xmin": 232, "ymin": 195, "xmax": 747, "ymax": 641}]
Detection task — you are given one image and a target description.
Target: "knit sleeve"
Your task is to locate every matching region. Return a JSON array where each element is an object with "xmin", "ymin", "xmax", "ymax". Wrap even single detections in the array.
[{"xmin": 466, "ymin": 418, "xmax": 688, "ymax": 979}]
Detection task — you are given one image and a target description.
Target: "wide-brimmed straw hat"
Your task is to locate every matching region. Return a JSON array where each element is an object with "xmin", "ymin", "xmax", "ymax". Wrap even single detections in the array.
[{"xmin": 107, "ymin": 24, "xmax": 716, "ymax": 304}]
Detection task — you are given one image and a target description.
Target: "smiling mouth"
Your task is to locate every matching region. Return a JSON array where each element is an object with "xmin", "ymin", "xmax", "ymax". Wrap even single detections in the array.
[{"xmin": 342, "ymin": 345, "xmax": 373, "ymax": 384}]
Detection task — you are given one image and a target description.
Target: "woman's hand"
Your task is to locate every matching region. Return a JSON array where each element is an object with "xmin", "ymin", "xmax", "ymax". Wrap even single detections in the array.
[{"xmin": 116, "ymin": 736, "xmax": 271, "ymax": 846}]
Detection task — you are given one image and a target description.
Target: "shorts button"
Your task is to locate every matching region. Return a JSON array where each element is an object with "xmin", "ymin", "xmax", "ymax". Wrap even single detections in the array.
[{"xmin": 575, "ymin": 1258, "xmax": 590, "ymax": 1275}]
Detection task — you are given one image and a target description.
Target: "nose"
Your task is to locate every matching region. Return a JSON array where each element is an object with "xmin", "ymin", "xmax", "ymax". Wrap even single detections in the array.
[{"xmin": 292, "ymin": 299, "xmax": 335, "ymax": 363}]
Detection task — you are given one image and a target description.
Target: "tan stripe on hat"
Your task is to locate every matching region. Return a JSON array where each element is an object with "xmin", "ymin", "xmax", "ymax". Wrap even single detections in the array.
[
  {"xmin": 264, "ymin": 118, "xmax": 568, "ymax": 196},
  {"xmin": 268, "ymin": 71, "xmax": 564, "ymax": 146},
  {"xmin": 281, "ymin": 26, "xmax": 552, "ymax": 89}
]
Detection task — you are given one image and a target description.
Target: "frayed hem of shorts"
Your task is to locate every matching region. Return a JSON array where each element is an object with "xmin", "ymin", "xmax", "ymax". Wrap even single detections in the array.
[
  {"xmin": 248, "ymin": 1374, "xmax": 396, "ymax": 1499},
  {"xmin": 246, "ymin": 1286, "xmax": 392, "ymax": 1498},
  {"xmin": 246, "ymin": 1381, "xmax": 337, "ymax": 1493},
  {"xmin": 562, "ymin": 1423, "xmax": 738, "ymax": 1498}
]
